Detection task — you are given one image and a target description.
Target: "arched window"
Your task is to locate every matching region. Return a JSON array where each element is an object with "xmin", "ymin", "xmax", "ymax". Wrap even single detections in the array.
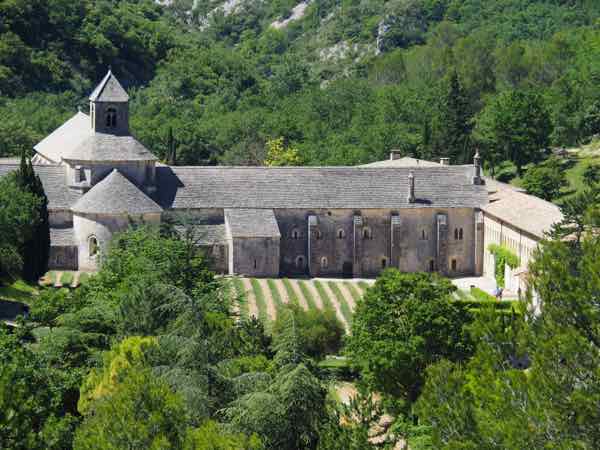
[
  {"xmin": 454, "ymin": 228, "xmax": 459, "ymax": 240},
  {"xmin": 337, "ymin": 229, "xmax": 346, "ymax": 239},
  {"xmin": 88, "ymin": 236, "xmax": 99, "ymax": 258},
  {"xmin": 295, "ymin": 255, "xmax": 305, "ymax": 269},
  {"xmin": 459, "ymin": 228, "xmax": 464, "ymax": 240},
  {"xmin": 421, "ymin": 230, "xmax": 427, "ymax": 240},
  {"xmin": 315, "ymin": 229, "xmax": 323, "ymax": 240},
  {"xmin": 451, "ymin": 259, "xmax": 457, "ymax": 271},
  {"xmin": 320, "ymin": 257, "xmax": 328, "ymax": 269},
  {"xmin": 291, "ymin": 228, "xmax": 300, "ymax": 240},
  {"xmin": 363, "ymin": 227, "xmax": 372, "ymax": 240},
  {"xmin": 106, "ymin": 108, "xmax": 117, "ymax": 128}
]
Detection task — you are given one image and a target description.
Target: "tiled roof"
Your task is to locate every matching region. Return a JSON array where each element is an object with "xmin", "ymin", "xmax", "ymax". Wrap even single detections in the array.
[
  {"xmin": 225, "ymin": 208, "xmax": 281, "ymax": 238},
  {"xmin": 174, "ymin": 224, "xmax": 227, "ymax": 245},
  {"xmin": 0, "ymin": 164, "xmax": 81, "ymax": 210},
  {"xmin": 50, "ymin": 227, "xmax": 75, "ymax": 246},
  {"xmin": 64, "ymin": 133, "xmax": 157, "ymax": 162},
  {"xmin": 361, "ymin": 157, "xmax": 442, "ymax": 168},
  {"xmin": 156, "ymin": 165, "xmax": 488, "ymax": 210},
  {"xmin": 482, "ymin": 189, "xmax": 563, "ymax": 239},
  {"xmin": 89, "ymin": 70, "xmax": 129, "ymax": 102},
  {"xmin": 34, "ymin": 112, "xmax": 91, "ymax": 164},
  {"xmin": 72, "ymin": 169, "xmax": 162, "ymax": 215}
]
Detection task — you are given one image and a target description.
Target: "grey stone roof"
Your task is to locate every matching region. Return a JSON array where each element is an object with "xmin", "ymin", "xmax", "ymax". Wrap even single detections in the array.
[
  {"xmin": 174, "ymin": 224, "xmax": 227, "ymax": 245},
  {"xmin": 64, "ymin": 133, "xmax": 157, "ymax": 162},
  {"xmin": 0, "ymin": 164, "xmax": 82, "ymax": 210},
  {"xmin": 34, "ymin": 112, "xmax": 91, "ymax": 164},
  {"xmin": 156, "ymin": 165, "xmax": 488, "ymax": 210},
  {"xmin": 482, "ymin": 189, "xmax": 563, "ymax": 239},
  {"xmin": 361, "ymin": 157, "xmax": 442, "ymax": 168},
  {"xmin": 72, "ymin": 169, "xmax": 162, "ymax": 215},
  {"xmin": 50, "ymin": 227, "xmax": 75, "ymax": 246},
  {"xmin": 89, "ymin": 70, "xmax": 129, "ymax": 102},
  {"xmin": 225, "ymin": 208, "xmax": 281, "ymax": 238}
]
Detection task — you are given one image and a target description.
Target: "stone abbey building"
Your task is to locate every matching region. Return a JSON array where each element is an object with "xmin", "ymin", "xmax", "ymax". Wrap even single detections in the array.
[{"xmin": 0, "ymin": 71, "xmax": 501, "ymax": 278}]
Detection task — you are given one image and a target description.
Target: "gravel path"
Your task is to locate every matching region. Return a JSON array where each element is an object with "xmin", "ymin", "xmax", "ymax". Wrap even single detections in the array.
[
  {"xmin": 241, "ymin": 278, "xmax": 258, "ymax": 319},
  {"xmin": 304, "ymin": 280, "xmax": 324, "ymax": 309},
  {"xmin": 320, "ymin": 281, "xmax": 349, "ymax": 330},
  {"xmin": 257, "ymin": 278, "xmax": 278, "ymax": 321},
  {"xmin": 338, "ymin": 282, "xmax": 357, "ymax": 310}
]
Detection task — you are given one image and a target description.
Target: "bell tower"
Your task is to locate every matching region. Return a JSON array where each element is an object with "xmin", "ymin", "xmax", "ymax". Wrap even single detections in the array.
[{"xmin": 89, "ymin": 69, "xmax": 130, "ymax": 135}]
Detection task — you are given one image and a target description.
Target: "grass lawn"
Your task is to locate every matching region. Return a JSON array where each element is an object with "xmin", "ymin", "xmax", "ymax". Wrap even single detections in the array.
[
  {"xmin": 313, "ymin": 280, "xmax": 334, "ymax": 311},
  {"xmin": 266, "ymin": 279, "xmax": 284, "ymax": 311},
  {"xmin": 250, "ymin": 278, "xmax": 269, "ymax": 324},
  {"xmin": 328, "ymin": 281, "xmax": 353, "ymax": 324},
  {"xmin": 60, "ymin": 272, "xmax": 74, "ymax": 286},
  {"xmin": 298, "ymin": 280, "xmax": 317, "ymax": 310},
  {"xmin": 357, "ymin": 281, "xmax": 370, "ymax": 292},
  {"xmin": 79, "ymin": 272, "xmax": 90, "ymax": 285},
  {"xmin": 345, "ymin": 282, "xmax": 362, "ymax": 304},
  {"xmin": 231, "ymin": 277, "xmax": 248, "ymax": 318},
  {"xmin": 282, "ymin": 278, "xmax": 300, "ymax": 307}
]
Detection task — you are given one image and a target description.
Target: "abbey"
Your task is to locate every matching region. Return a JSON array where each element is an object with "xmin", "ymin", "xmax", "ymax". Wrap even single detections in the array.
[{"xmin": 0, "ymin": 71, "xmax": 514, "ymax": 278}]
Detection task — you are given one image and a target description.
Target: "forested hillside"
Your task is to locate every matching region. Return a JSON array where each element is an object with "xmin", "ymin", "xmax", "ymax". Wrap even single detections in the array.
[{"xmin": 2, "ymin": 0, "xmax": 600, "ymax": 177}]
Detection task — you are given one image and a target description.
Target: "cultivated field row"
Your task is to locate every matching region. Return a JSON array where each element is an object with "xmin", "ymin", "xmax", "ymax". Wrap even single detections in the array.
[{"xmin": 231, "ymin": 278, "xmax": 372, "ymax": 332}]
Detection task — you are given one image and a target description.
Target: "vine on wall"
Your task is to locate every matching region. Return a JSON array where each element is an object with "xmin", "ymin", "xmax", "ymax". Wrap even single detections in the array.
[{"xmin": 488, "ymin": 244, "xmax": 520, "ymax": 287}]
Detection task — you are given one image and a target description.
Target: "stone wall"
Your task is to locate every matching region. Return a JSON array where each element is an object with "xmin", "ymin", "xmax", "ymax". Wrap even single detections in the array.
[
  {"xmin": 48, "ymin": 246, "xmax": 78, "ymax": 270},
  {"xmin": 73, "ymin": 212, "xmax": 161, "ymax": 271},
  {"xmin": 483, "ymin": 212, "xmax": 539, "ymax": 292},
  {"xmin": 275, "ymin": 207, "xmax": 479, "ymax": 278},
  {"xmin": 228, "ymin": 237, "xmax": 280, "ymax": 277}
]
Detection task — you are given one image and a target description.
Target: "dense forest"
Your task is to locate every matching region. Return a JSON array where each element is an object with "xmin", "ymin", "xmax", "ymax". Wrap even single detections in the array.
[
  {"xmin": 2, "ymin": 0, "xmax": 600, "ymax": 176},
  {"xmin": 2, "ymin": 2, "xmax": 600, "ymax": 449}
]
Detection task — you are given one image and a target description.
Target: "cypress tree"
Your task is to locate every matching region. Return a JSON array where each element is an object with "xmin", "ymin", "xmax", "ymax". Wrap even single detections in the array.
[
  {"xmin": 16, "ymin": 153, "xmax": 50, "ymax": 281},
  {"xmin": 429, "ymin": 71, "xmax": 473, "ymax": 164}
]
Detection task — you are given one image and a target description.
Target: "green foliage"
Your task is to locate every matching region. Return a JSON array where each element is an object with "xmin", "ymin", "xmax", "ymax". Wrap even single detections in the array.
[
  {"xmin": 14, "ymin": 154, "xmax": 50, "ymax": 281},
  {"xmin": 475, "ymin": 89, "xmax": 552, "ymax": 175},
  {"xmin": 522, "ymin": 156, "xmax": 568, "ymax": 201},
  {"xmin": 0, "ymin": 172, "xmax": 40, "ymax": 278},
  {"xmin": 347, "ymin": 269, "xmax": 473, "ymax": 410},
  {"xmin": 272, "ymin": 304, "xmax": 344, "ymax": 361},
  {"xmin": 74, "ymin": 368, "xmax": 188, "ymax": 450},
  {"xmin": 184, "ymin": 420, "xmax": 263, "ymax": 450},
  {"xmin": 488, "ymin": 244, "xmax": 520, "ymax": 287},
  {"xmin": 0, "ymin": 330, "xmax": 78, "ymax": 450}
]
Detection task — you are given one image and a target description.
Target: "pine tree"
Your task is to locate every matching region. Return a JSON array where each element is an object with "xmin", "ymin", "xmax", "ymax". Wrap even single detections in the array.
[
  {"xmin": 166, "ymin": 126, "xmax": 176, "ymax": 165},
  {"xmin": 16, "ymin": 153, "xmax": 50, "ymax": 281},
  {"xmin": 430, "ymin": 71, "xmax": 472, "ymax": 164}
]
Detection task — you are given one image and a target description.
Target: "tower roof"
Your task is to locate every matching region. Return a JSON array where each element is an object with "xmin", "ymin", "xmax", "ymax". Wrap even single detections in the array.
[
  {"xmin": 72, "ymin": 169, "xmax": 162, "ymax": 215},
  {"xmin": 63, "ymin": 133, "xmax": 157, "ymax": 162},
  {"xmin": 89, "ymin": 69, "xmax": 129, "ymax": 102}
]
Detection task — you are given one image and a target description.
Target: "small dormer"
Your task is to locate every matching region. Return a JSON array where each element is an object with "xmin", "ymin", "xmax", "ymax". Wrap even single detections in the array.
[{"xmin": 89, "ymin": 69, "xmax": 130, "ymax": 135}]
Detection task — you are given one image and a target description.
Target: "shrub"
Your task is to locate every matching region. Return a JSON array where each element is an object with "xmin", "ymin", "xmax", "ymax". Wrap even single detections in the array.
[{"xmin": 271, "ymin": 304, "xmax": 344, "ymax": 360}]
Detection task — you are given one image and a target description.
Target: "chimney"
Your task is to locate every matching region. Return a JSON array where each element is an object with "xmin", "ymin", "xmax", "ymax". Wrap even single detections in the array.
[
  {"xmin": 473, "ymin": 150, "xmax": 483, "ymax": 185},
  {"xmin": 440, "ymin": 157, "xmax": 450, "ymax": 166},
  {"xmin": 390, "ymin": 149, "xmax": 402, "ymax": 160},
  {"xmin": 408, "ymin": 171, "xmax": 415, "ymax": 203}
]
